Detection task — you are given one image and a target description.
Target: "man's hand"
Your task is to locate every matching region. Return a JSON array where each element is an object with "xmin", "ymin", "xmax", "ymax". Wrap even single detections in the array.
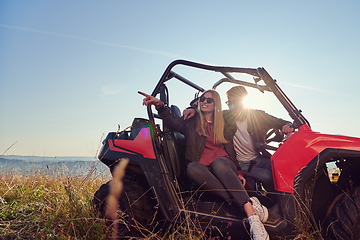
[
  {"xmin": 183, "ymin": 108, "xmax": 196, "ymax": 120},
  {"xmin": 281, "ymin": 125, "xmax": 294, "ymax": 134}
]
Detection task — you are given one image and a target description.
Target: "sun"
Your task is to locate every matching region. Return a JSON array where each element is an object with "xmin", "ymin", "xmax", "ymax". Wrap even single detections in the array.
[
  {"xmin": 241, "ymin": 88, "xmax": 269, "ymax": 110},
  {"xmin": 242, "ymin": 95, "xmax": 252, "ymax": 109}
]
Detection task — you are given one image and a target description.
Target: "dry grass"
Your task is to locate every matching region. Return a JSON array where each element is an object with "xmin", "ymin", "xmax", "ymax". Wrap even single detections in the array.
[
  {"xmin": 0, "ymin": 165, "xmax": 206, "ymax": 240},
  {"xmin": 0, "ymin": 169, "xmax": 110, "ymax": 239},
  {"xmin": 0, "ymin": 165, "xmax": 324, "ymax": 240}
]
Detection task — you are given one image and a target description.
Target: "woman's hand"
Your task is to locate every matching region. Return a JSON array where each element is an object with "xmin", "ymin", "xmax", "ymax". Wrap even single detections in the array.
[
  {"xmin": 183, "ymin": 108, "xmax": 196, "ymax": 120},
  {"xmin": 237, "ymin": 170, "xmax": 246, "ymax": 187},
  {"xmin": 138, "ymin": 91, "xmax": 164, "ymax": 108}
]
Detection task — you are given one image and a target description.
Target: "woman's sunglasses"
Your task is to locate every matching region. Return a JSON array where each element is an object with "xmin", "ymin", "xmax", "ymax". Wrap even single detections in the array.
[{"xmin": 199, "ymin": 96, "xmax": 214, "ymax": 104}]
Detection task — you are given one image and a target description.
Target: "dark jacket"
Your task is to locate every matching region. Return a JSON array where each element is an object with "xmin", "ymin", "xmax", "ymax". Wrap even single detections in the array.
[
  {"xmin": 157, "ymin": 106, "xmax": 239, "ymax": 168},
  {"xmin": 223, "ymin": 109, "xmax": 292, "ymax": 157}
]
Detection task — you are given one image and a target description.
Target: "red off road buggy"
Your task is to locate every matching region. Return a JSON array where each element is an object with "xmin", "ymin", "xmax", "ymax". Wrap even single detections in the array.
[{"xmin": 93, "ymin": 60, "xmax": 360, "ymax": 239}]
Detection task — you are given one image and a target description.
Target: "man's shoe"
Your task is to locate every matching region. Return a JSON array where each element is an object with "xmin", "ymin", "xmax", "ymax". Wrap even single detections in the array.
[
  {"xmin": 248, "ymin": 214, "xmax": 270, "ymax": 240},
  {"xmin": 250, "ymin": 197, "xmax": 269, "ymax": 223}
]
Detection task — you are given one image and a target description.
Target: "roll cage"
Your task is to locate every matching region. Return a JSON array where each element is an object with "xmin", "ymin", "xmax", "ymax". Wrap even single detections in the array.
[{"xmin": 147, "ymin": 59, "xmax": 310, "ymax": 129}]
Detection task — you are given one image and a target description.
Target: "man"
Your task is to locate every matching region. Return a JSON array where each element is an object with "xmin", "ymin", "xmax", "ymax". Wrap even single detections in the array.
[{"xmin": 222, "ymin": 86, "xmax": 294, "ymax": 194}]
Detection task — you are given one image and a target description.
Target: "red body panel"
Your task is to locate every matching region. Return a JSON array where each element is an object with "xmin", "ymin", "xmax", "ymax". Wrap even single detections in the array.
[
  {"xmin": 271, "ymin": 124, "xmax": 360, "ymax": 193},
  {"xmin": 108, "ymin": 127, "xmax": 156, "ymax": 159}
]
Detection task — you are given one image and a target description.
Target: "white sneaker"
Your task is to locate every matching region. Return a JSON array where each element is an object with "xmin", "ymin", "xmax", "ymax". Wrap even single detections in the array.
[
  {"xmin": 248, "ymin": 214, "xmax": 270, "ymax": 240},
  {"xmin": 250, "ymin": 197, "xmax": 268, "ymax": 223}
]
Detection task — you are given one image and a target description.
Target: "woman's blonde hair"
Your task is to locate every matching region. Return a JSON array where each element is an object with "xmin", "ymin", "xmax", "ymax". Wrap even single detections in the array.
[{"xmin": 196, "ymin": 90, "xmax": 227, "ymax": 144}]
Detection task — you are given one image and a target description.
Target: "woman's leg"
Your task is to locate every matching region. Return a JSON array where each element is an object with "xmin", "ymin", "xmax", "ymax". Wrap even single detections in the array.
[
  {"xmin": 186, "ymin": 161, "xmax": 232, "ymax": 204},
  {"xmin": 210, "ymin": 157, "xmax": 250, "ymax": 207},
  {"xmin": 211, "ymin": 158, "xmax": 269, "ymax": 239},
  {"xmin": 191, "ymin": 159, "xmax": 269, "ymax": 238}
]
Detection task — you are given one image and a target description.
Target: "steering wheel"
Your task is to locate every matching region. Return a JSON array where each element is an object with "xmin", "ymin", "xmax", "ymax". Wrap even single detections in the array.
[{"xmin": 263, "ymin": 128, "xmax": 284, "ymax": 151}]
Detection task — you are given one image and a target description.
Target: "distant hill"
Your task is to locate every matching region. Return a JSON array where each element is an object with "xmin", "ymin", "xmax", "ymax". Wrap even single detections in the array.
[
  {"xmin": 2, "ymin": 155, "xmax": 96, "ymax": 162},
  {"xmin": 0, "ymin": 155, "xmax": 109, "ymax": 175}
]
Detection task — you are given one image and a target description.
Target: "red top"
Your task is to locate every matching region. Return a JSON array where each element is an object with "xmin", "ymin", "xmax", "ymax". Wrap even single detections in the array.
[{"xmin": 198, "ymin": 122, "xmax": 229, "ymax": 166}]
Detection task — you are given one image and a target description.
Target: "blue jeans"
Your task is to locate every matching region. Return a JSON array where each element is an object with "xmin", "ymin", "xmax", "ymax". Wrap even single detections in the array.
[
  {"xmin": 239, "ymin": 155, "xmax": 274, "ymax": 192},
  {"xmin": 186, "ymin": 157, "xmax": 250, "ymax": 207}
]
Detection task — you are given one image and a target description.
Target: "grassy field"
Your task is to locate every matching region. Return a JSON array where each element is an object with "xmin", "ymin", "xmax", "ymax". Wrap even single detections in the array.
[
  {"xmin": 0, "ymin": 166, "xmax": 323, "ymax": 240},
  {"xmin": 0, "ymin": 169, "xmax": 111, "ymax": 240}
]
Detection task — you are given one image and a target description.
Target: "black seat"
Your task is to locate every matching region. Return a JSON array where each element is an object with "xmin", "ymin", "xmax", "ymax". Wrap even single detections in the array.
[{"xmin": 162, "ymin": 105, "xmax": 186, "ymax": 179}]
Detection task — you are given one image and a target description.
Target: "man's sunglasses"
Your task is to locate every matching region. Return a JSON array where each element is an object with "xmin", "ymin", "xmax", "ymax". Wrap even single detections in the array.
[{"xmin": 199, "ymin": 96, "xmax": 214, "ymax": 104}]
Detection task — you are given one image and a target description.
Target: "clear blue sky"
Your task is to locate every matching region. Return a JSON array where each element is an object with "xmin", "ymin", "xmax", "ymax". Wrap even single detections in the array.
[{"xmin": 1, "ymin": 0, "xmax": 360, "ymax": 157}]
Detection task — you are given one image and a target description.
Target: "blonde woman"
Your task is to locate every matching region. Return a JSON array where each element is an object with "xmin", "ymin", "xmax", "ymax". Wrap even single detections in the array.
[{"xmin": 140, "ymin": 90, "xmax": 269, "ymax": 240}]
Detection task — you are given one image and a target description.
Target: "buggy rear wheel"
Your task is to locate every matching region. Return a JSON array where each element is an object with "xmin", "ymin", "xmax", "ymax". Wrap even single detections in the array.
[{"xmin": 324, "ymin": 186, "xmax": 360, "ymax": 240}]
